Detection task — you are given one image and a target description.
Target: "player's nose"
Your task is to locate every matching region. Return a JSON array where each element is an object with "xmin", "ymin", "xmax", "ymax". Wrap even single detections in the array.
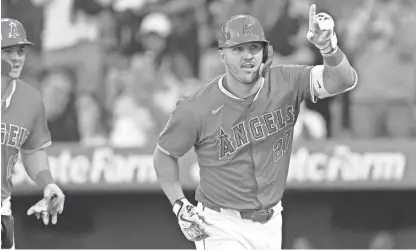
[
  {"xmin": 244, "ymin": 50, "xmax": 254, "ymax": 59},
  {"xmin": 7, "ymin": 53, "xmax": 19, "ymax": 62}
]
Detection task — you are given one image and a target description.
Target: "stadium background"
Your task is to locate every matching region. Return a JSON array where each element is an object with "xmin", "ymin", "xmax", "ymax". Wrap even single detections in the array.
[{"xmin": 2, "ymin": 0, "xmax": 416, "ymax": 248}]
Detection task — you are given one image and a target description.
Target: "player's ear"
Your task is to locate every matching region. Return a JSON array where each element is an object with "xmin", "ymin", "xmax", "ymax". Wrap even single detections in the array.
[{"xmin": 218, "ymin": 49, "xmax": 225, "ymax": 61}]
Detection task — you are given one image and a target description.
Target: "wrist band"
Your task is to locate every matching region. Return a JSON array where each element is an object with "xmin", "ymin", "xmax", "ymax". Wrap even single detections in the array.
[
  {"xmin": 173, "ymin": 197, "xmax": 186, "ymax": 217},
  {"xmin": 173, "ymin": 197, "xmax": 185, "ymax": 207},
  {"xmin": 321, "ymin": 46, "xmax": 338, "ymax": 57}
]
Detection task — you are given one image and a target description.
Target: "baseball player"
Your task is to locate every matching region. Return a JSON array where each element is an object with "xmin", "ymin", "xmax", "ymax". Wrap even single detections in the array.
[
  {"xmin": 1, "ymin": 18, "xmax": 65, "ymax": 249},
  {"xmin": 154, "ymin": 5, "xmax": 357, "ymax": 250}
]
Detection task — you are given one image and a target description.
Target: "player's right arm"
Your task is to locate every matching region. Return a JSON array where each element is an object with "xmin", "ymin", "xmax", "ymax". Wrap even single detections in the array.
[
  {"xmin": 153, "ymin": 149, "xmax": 184, "ymax": 205},
  {"xmin": 153, "ymin": 99, "xmax": 201, "ymax": 205},
  {"xmin": 154, "ymin": 150, "xmax": 211, "ymax": 242},
  {"xmin": 154, "ymin": 100, "xmax": 210, "ymax": 242}
]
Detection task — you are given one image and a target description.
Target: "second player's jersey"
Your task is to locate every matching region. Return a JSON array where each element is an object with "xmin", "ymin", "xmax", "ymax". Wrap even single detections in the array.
[
  {"xmin": 1, "ymin": 80, "xmax": 51, "ymax": 201},
  {"xmin": 158, "ymin": 65, "xmax": 314, "ymax": 210}
]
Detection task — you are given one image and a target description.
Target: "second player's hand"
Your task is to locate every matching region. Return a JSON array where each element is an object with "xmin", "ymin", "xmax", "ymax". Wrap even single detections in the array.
[{"xmin": 27, "ymin": 183, "xmax": 65, "ymax": 225}]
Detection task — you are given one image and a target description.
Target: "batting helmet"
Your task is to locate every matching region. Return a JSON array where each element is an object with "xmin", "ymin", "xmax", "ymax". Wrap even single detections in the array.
[
  {"xmin": 217, "ymin": 15, "xmax": 269, "ymax": 49},
  {"xmin": 1, "ymin": 18, "xmax": 34, "ymax": 49}
]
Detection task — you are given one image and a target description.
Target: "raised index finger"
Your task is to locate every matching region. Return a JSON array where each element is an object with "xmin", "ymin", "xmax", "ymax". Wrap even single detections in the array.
[
  {"xmin": 27, "ymin": 206, "xmax": 35, "ymax": 216},
  {"xmin": 309, "ymin": 4, "xmax": 317, "ymax": 31}
]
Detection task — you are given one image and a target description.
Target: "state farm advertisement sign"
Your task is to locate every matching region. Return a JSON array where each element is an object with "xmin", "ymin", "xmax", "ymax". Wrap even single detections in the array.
[
  {"xmin": 11, "ymin": 140, "xmax": 416, "ymax": 194},
  {"xmin": 287, "ymin": 141, "xmax": 411, "ymax": 189}
]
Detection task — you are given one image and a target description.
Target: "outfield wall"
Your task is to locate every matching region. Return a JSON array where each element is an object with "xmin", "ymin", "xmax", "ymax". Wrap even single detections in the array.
[{"xmin": 9, "ymin": 140, "xmax": 416, "ymax": 249}]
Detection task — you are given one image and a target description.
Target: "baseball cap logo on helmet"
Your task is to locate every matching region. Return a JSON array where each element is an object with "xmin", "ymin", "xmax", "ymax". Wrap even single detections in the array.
[
  {"xmin": 8, "ymin": 22, "xmax": 20, "ymax": 39},
  {"xmin": 241, "ymin": 20, "xmax": 253, "ymax": 36}
]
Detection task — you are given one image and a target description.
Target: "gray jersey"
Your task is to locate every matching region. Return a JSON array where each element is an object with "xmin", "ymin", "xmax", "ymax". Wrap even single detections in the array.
[{"xmin": 158, "ymin": 65, "xmax": 313, "ymax": 210}]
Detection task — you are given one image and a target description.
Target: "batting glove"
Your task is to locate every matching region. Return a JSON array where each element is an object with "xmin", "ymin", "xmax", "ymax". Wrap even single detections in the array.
[
  {"xmin": 173, "ymin": 198, "xmax": 211, "ymax": 241},
  {"xmin": 27, "ymin": 183, "xmax": 65, "ymax": 225},
  {"xmin": 306, "ymin": 4, "xmax": 338, "ymax": 56}
]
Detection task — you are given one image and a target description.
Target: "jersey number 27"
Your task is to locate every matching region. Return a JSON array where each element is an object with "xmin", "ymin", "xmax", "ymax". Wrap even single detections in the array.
[{"xmin": 272, "ymin": 127, "xmax": 293, "ymax": 163}]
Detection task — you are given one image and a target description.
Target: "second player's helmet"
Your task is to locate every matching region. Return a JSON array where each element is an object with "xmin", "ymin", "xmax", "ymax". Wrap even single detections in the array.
[
  {"xmin": 1, "ymin": 18, "xmax": 33, "ymax": 49},
  {"xmin": 217, "ymin": 15, "xmax": 269, "ymax": 49}
]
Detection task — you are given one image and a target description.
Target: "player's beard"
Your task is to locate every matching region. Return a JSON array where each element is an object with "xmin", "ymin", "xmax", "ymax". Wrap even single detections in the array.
[
  {"xmin": 7, "ymin": 62, "xmax": 24, "ymax": 79},
  {"xmin": 226, "ymin": 61, "xmax": 260, "ymax": 85},
  {"xmin": 8, "ymin": 69, "xmax": 22, "ymax": 79}
]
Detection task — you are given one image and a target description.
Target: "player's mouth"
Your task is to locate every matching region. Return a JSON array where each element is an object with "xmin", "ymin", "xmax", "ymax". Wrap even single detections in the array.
[
  {"xmin": 241, "ymin": 63, "xmax": 255, "ymax": 69},
  {"xmin": 11, "ymin": 64, "xmax": 21, "ymax": 71},
  {"xmin": 241, "ymin": 63, "xmax": 255, "ymax": 72}
]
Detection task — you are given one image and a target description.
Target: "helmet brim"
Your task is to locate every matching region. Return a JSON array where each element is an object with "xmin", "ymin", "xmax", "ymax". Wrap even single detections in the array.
[
  {"xmin": 221, "ymin": 39, "xmax": 269, "ymax": 48},
  {"xmin": 1, "ymin": 39, "xmax": 34, "ymax": 49}
]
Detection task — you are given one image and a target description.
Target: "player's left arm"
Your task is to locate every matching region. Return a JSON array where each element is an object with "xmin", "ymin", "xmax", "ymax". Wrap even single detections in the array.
[
  {"xmin": 21, "ymin": 95, "xmax": 65, "ymax": 225},
  {"xmin": 307, "ymin": 4, "xmax": 357, "ymax": 101}
]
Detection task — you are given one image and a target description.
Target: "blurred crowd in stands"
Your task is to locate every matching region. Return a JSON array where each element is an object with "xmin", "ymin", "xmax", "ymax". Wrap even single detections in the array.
[{"xmin": 2, "ymin": 0, "xmax": 416, "ymax": 147}]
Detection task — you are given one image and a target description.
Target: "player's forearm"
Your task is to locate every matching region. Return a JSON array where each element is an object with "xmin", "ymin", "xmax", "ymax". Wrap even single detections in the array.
[
  {"xmin": 153, "ymin": 148, "xmax": 185, "ymax": 205},
  {"xmin": 21, "ymin": 149, "xmax": 54, "ymax": 188},
  {"xmin": 322, "ymin": 47, "xmax": 356, "ymax": 94}
]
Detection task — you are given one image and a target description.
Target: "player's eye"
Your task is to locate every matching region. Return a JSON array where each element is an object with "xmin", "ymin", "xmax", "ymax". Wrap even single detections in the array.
[
  {"xmin": 233, "ymin": 46, "xmax": 243, "ymax": 52},
  {"xmin": 250, "ymin": 44, "xmax": 262, "ymax": 53},
  {"xmin": 18, "ymin": 46, "xmax": 26, "ymax": 54}
]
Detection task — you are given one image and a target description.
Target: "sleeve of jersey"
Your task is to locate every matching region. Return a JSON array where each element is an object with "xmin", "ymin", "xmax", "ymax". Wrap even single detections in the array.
[
  {"xmin": 282, "ymin": 65, "xmax": 314, "ymax": 103},
  {"xmin": 157, "ymin": 100, "xmax": 199, "ymax": 158},
  {"xmin": 21, "ymin": 98, "xmax": 52, "ymax": 153}
]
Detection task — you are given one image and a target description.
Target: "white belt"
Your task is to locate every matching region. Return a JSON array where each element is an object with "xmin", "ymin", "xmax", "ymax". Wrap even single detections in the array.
[{"xmin": 1, "ymin": 197, "xmax": 12, "ymax": 216}]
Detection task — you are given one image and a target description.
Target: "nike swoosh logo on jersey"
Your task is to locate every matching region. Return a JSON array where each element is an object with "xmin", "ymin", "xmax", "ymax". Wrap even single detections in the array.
[{"xmin": 212, "ymin": 104, "xmax": 224, "ymax": 114}]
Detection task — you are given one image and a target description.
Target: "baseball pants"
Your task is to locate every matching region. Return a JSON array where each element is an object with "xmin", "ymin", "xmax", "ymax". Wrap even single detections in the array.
[{"xmin": 195, "ymin": 202, "xmax": 283, "ymax": 250}]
